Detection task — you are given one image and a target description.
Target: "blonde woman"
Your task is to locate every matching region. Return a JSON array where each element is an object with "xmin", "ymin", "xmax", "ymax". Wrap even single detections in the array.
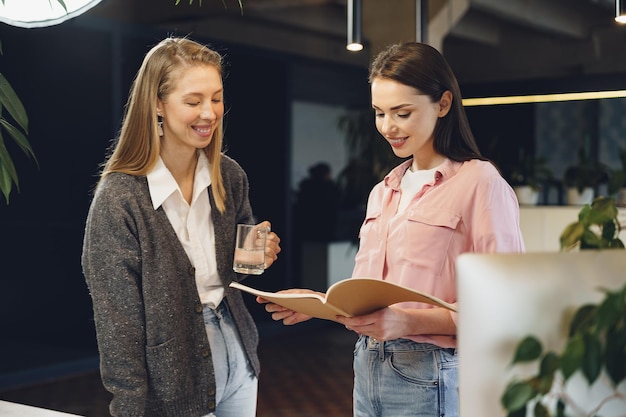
[{"xmin": 82, "ymin": 36, "xmax": 281, "ymax": 417}]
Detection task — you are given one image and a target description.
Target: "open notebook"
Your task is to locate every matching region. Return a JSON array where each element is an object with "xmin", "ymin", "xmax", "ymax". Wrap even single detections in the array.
[{"xmin": 456, "ymin": 251, "xmax": 626, "ymax": 417}]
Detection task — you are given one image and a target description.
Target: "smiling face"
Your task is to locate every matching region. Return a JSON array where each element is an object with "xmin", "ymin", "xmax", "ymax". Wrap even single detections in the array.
[
  {"xmin": 157, "ymin": 64, "xmax": 224, "ymax": 155},
  {"xmin": 371, "ymin": 77, "xmax": 451, "ymax": 169}
]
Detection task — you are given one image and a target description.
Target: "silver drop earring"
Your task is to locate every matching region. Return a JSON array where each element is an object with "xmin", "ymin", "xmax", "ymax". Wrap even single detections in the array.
[{"xmin": 157, "ymin": 114, "xmax": 164, "ymax": 137}]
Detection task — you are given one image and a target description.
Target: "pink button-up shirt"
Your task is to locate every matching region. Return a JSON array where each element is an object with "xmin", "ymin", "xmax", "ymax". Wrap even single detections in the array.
[{"xmin": 352, "ymin": 158, "xmax": 525, "ymax": 348}]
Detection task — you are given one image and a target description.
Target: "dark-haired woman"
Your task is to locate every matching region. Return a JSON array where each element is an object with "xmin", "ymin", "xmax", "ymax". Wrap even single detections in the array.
[{"xmin": 259, "ymin": 41, "xmax": 524, "ymax": 417}]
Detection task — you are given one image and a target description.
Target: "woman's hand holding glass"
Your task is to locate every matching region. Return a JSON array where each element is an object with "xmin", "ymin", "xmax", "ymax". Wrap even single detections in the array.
[{"xmin": 258, "ymin": 220, "xmax": 281, "ymax": 269}]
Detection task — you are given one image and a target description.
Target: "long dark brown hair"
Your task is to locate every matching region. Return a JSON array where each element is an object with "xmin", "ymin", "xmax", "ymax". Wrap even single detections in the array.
[{"xmin": 369, "ymin": 42, "xmax": 486, "ymax": 163}]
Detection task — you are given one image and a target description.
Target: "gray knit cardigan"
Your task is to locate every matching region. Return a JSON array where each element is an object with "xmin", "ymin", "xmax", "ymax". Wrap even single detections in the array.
[{"xmin": 82, "ymin": 155, "xmax": 259, "ymax": 417}]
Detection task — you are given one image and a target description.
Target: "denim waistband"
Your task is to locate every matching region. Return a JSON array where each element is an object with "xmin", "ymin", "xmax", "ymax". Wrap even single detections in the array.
[
  {"xmin": 358, "ymin": 335, "xmax": 457, "ymax": 356},
  {"xmin": 203, "ymin": 299, "xmax": 230, "ymax": 321}
]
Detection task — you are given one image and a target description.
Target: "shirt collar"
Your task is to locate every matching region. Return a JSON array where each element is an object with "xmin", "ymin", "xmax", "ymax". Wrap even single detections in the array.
[
  {"xmin": 384, "ymin": 158, "xmax": 461, "ymax": 190},
  {"xmin": 193, "ymin": 151, "xmax": 212, "ymax": 202},
  {"xmin": 147, "ymin": 151, "xmax": 212, "ymax": 210}
]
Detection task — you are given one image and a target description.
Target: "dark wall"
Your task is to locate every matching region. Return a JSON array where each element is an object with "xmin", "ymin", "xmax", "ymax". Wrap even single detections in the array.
[
  {"xmin": 0, "ymin": 20, "xmax": 294, "ymax": 379},
  {"xmin": 0, "ymin": 23, "xmax": 116, "ymax": 375},
  {"xmin": 465, "ymin": 103, "xmax": 536, "ymax": 175}
]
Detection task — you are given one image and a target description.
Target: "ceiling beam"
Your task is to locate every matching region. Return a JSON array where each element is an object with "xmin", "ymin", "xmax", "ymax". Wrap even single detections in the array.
[
  {"xmin": 449, "ymin": 10, "xmax": 500, "ymax": 45},
  {"xmin": 470, "ymin": 0, "xmax": 594, "ymax": 39}
]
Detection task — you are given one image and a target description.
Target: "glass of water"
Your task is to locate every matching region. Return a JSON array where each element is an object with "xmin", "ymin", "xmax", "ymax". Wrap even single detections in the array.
[{"xmin": 233, "ymin": 223, "xmax": 269, "ymax": 275}]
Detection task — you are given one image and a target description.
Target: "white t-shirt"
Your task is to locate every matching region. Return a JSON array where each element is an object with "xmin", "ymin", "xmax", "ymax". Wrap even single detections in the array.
[{"xmin": 398, "ymin": 165, "xmax": 438, "ymax": 213}]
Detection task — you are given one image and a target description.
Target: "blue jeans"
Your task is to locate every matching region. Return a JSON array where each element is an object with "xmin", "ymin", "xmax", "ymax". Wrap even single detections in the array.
[
  {"xmin": 353, "ymin": 336, "xmax": 458, "ymax": 417},
  {"xmin": 202, "ymin": 301, "xmax": 258, "ymax": 417}
]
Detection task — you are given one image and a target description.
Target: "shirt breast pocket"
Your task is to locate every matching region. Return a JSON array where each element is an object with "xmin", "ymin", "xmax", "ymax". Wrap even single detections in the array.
[
  {"xmin": 358, "ymin": 209, "xmax": 382, "ymax": 240},
  {"xmin": 402, "ymin": 207, "xmax": 461, "ymax": 275}
]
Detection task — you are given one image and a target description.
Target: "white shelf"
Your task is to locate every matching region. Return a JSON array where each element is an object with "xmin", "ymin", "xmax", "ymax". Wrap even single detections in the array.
[
  {"xmin": 0, "ymin": 401, "xmax": 81, "ymax": 417},
  {"xmin": 520, "ymin": 206, "xmax": 626, "ymax": 252}
]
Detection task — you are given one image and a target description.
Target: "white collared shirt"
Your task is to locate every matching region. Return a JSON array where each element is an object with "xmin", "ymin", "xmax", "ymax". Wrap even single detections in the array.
[{"xmin": 147, "ymin": 151, "xmax": 223, "ymax": 308}]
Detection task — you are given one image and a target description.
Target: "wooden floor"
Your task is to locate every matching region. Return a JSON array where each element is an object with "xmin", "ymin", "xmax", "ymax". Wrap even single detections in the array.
[{"xmin": 0, "ymin": 321, "xmax": 356, "ymax": 417}]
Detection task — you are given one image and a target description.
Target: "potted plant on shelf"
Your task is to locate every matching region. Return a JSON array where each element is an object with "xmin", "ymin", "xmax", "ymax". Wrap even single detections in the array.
[
  {"xmin": 559, "ymin": 196, "xmax": 624, "ymax": 251},
  {"xmin": 563, "ymin": 147, "xmax": 608, "ymax": 206},
  {"xmin": 607, "ymin": 147, "xmax": 626, "ymax": 206},
  {"xmin": 501, "ymin": 196, "xmax": 625, "ymax": 417},
  {"xmin": 509, "ymin": 148, "xmax": 553, "ymax": 205}
]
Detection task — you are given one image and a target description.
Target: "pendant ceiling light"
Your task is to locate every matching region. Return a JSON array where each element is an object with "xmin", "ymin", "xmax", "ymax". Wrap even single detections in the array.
[
  {"xmin": 0, "ymin": 0, "xmax": 102, "ymax": 28},
  {"xmin": 346, "ymin": 0, "xmax": 363, "ymax": 52},
  {"xmin": 617, "ymin": 0, "xmax": 626, "ymax": 23}
]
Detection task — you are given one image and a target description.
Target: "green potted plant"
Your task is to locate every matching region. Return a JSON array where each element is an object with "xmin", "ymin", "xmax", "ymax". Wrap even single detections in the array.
[
  {"xmin": 501, "ymin": 196, "xmax": 625, "ymax": 417},
  {"xmin": 607, "ymin": 147, "xmax": 626, "ymax": 206},
  {"xmin": 560, "ymin": 196, "xmax": 625, "ymax": 250},
  {"xmin": 563, "ymin": 147, "xmax": 609, "ymax": 206},
  {"xmin": 501, "ymin": 282, "xmax": 626, "ymax": 417},
  {"xmin": 509, "ymin": 148, "xmax": 553, "ymax": 205}
]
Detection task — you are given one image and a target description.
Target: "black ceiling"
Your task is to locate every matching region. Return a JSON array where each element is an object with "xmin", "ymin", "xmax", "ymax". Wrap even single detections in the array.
[{"xmin": 85, "ymin": 0, "xmax": 626, "ymax": 85}]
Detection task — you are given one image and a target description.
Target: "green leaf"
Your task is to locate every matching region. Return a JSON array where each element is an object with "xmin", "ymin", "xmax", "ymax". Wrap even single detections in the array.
[
  {"xmin": 560, "ymin": 222, "xmax": 584, "ymax": 250},
  {"xmin": 595, "ymin": 290, "xmax": 623, "ymax": 331},
  {"xmin": 569, "ymin": 304, "xmax": 596, "ymax": 336},
  {"xmin": 539, "ymin": 351, "xmax": 560, "ymax": 375},
  {"xmin": 605, "ymin": 324, "xmax": 626, "ymax": 385},
  {"xmin": 591, "ymin": 196, "xmax": 618, "ymax": 220},
  {"xmin": 0, "ymin": 118, "xmax": 37, "ymax": 163},
  {"xmin": 512, "ymin": 336, "xmax": 543, "ymax": 364},
  {"xmin": 581, "ymin": 334, "xmax": 602, "ymax": 384},
  {"xmin": 0, "ymin": 135, "xmax": 19, "ymax": 203},
  {"xmin": 586, "ymin": 206, "xmax": 612, "ymax": 226},
  {"xmin": 501, "ymin": 381, "xmax": 536, "ymax": 412},
  {"xmin": 533, "ymin": 401, "xmax": 549, "ymax": 417},
  {"xmin": 0, "ymin": 133, "xmax": 18, "ymax": 184},
  {"xmin": 601, "ymin": 219, "xmax": 617, "ymax": 242},
  {"xmin": 532, "ymin": 374, "xmax": 554, "ymax": 396},
  {"xmin": 0, "ymin": 73, "xmax": 28, "ymax": 133},
  {"xmin": 603, "ymin": 284, "xmax": 626, "ymax": 385},
  {"xmin": 534, "ymin": 352, "xmax": 559, "ymax": 394},
  {"xmin": 577, "ymin": 204, "xmax": 592, "ymax": 222},
  {"xmin": 560, "ymin": 336, "xmax": 584, "ymax": 381},
  {"xmin": 529, "ymin": 352, "xmax": 560, "ymax": 395},
  {"xmin": 0, "ymin": 159, "xmax": 14, "ymax": 203},
  {"xmin": 581, "ymin": 229, "xmax": 603, "ymax": 249},
  {"xmin": 609, "ymin": 238, "xmax": 625, "ymax": 249}
]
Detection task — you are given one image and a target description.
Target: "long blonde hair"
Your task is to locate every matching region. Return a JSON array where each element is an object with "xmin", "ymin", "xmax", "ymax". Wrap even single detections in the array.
[{"xmin": 100, "ymin": 36, "xmax": 227, "ymax": 212}]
